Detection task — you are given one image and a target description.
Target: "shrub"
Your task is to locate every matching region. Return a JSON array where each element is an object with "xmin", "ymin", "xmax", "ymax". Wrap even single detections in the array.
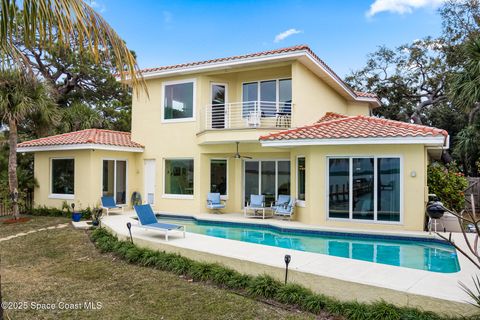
[
  {"xmin": 30, "ymin": 205, "xmax": 95, "ymax": 219},
  {"xmin": 427, "ymin": 162, "xmax": 468, "ymax": 212},
  {"xmin": 89, "ymin": 228, "xmax": 467, "ymax": 320}
]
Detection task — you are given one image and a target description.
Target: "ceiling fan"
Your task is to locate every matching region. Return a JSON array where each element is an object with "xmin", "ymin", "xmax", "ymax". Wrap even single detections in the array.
[{"xmin": 231, "ymin": 141, "xmax": 252, "ymax": 159}]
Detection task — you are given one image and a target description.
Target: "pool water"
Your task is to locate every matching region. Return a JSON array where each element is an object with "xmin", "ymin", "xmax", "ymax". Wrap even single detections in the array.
[{"xmin": 154, "ymin": 215, "xmax": 460, "ymax": 273}]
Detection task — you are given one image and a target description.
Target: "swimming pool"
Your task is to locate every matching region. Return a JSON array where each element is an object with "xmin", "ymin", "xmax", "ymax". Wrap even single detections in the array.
[{"xmin": 152, "ymin": 215, "xmax": 460, "ymax": 273}]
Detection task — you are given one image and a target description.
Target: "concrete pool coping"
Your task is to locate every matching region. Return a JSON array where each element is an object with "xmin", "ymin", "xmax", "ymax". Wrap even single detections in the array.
[{"xmin": 101, "ymin": 212, "xmax": 478, "ymax": 316}]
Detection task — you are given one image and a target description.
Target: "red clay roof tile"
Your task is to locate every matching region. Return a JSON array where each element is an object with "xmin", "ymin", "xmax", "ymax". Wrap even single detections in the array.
[
  {"xmin": 260, "ymin": 113, "xmax": 447, "ymax": 142},
  {"xmin": 17, "ymin": 129, "xmax": 143, "ymax": 149}
]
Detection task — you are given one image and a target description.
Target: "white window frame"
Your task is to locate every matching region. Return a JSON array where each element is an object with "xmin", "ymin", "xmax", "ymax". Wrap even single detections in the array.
[
  {"xmin": 49, "ymin": 157, "xmax": 75, "ymax": 200},
  {"xmin": 242, "ymin": 158, "xmax": 291, "ymax": 207},
  {"xmin": 161, "ymin": 78, "xmax": 197, "ymax": 123},
  {"xmin": 296, "ymin": 156, "xmax": 306, "ymax": 207},
  {"xmin": 162, "ymin": 158, "xmax": 195, "ymax": 199},
  {"xmin": 210, "ymin": 158, "xmax": 228, "ymax": 200},
  {"xmin": 325, "ymin": 155, "xmax": 403, "ymax": 225},
  {"xmin": 241, "ymin": 78, "xmax": 291, "ymax": 116},
  {"xmin": 101, "ymin": 158, "xmax": 128, "ymax": 206}
]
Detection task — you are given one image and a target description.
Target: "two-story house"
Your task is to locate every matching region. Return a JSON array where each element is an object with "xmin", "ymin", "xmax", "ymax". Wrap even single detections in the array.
[{"xmin": 17, "ymin": 45, "xmax": 448, "ymax": 231}]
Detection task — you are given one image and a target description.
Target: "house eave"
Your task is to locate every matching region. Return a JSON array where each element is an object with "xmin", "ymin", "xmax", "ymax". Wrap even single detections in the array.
[
  {"xmin": 17, "ymin": 143, "xmax": 144, "ymax": 153},
  {"xmin": 260, "ymin": 136, "xmax": 447, "ymax": 148}
]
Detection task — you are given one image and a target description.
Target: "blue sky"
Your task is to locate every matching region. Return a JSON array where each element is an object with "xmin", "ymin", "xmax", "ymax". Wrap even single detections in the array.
[{"xmin": 91, "ymin": 0, "xmax": 444, "ymax": 77}]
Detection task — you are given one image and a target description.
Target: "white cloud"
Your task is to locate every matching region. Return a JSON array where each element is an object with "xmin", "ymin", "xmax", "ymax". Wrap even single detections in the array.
[
  {"xmin": 366, "ymin": 0, "xmax": 446, "ymax": 17},
  {"xmin": 89, "ymin": 1, "xmax": 106, "ymax": 13},
  {"xmin": 274, "ymin": 28, "xmax": 303, "ymax": 43}
]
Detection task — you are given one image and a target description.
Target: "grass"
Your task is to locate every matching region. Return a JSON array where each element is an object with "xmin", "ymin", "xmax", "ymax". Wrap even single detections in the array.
[
  {"xmin": 0, "ymin": 215, "xmax": 69, "ymax": 238},
  {"xmin": 90, "ymin": 227, "xmax": 477, "ymax": 320},
  {"xmin": 0, "ymin": 216, "xmax": 322, "ymax": 320}
]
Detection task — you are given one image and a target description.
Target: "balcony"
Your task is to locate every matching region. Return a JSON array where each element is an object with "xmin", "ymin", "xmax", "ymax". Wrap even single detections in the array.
[{"xmin": 202, "ymin": 101, "xmax": 292, "ymax": 131}]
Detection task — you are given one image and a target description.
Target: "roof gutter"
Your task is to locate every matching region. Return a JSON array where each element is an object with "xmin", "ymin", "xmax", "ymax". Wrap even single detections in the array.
[{"xmin": 17, "ymin": 143, "xmax": 144, "ymax": 153}]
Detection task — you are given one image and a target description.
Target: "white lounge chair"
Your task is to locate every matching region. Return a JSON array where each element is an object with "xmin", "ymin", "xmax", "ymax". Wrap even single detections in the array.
[{"xmin": 133, "ymin": 204, "xmax": 185, "ymax": 241}]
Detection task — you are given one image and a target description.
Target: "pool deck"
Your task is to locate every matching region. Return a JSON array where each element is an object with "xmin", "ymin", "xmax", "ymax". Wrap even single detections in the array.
[{"xmin": 101, "ymin": 211, "xmax": 478, "ymax": 316}]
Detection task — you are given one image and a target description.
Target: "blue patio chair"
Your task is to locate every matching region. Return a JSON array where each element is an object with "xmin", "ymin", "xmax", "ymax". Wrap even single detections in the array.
[
  {"xmin": 101, "ymin": 196, "xmax": 124, "ymax": 216},
  {"xmin": 270, "ymin": 195, "xmax": 291, "ymax": 211},
  {"xmin": 274, "ymin": 198, "xmax": 296, "ymax": 221},
  {"xmin": 133, "ymin": 204, "xmax": 185, "ymax": 241},
  {"xmin": 244, "ymin": 194, "xmax": 270, "ymax": 219},
  {"xmin": 207, "ymin": 192, "xmax": 226, "ymax": 214}
]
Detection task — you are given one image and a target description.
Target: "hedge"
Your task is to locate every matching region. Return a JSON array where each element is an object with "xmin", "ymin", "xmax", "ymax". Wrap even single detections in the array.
[{"xmin": 89, "ymin": 228, "xmax": 471, "ymax": 320}]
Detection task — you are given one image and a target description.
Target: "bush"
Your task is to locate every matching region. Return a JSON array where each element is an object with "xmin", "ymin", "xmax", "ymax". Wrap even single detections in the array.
[
  {"xmin": 427, "ymin": 162, "xmax": 468, "ymax": 212},
  {"xmin": 89, "ymin": 228, "xmax": 468, "ymax": 320},
  {"xmin": 30, "ymin": 205, "xmax": 94, "ymax": 219}
]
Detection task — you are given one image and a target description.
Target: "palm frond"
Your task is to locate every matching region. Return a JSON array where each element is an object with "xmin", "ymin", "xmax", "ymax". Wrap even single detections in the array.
[
  {"xmin": 0, "ymin": 0, "xmax": 146, "ymax": 95},
  {"xmin": 460, "ymin": 275, "xmax": 480, "ymax": 308}
]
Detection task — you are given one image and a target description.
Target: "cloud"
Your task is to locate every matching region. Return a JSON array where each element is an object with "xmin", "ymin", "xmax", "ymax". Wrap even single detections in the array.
[
  {"xmin": 89, "ymin": 1, "xmax": 106, "ymax": 13},
  {"xmin": 366, "ymin": 0, "xmax": 446, "ymax": 17},
  {"xmin": 274, "ymin": 28, "xmax": 303, "ymax": 43}
]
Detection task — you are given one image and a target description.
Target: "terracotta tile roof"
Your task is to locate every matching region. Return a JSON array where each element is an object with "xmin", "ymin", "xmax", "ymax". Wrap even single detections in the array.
[
  {"xmin": 138, "ymin": 45, "xmax": 377, "ymax": 101},
  {"xmin": 316, "ymin": 112, "xmax": 349, "ymax": 123},
  {"xmin": 260, "ymin": 113, "xmax": 448, "ymax": 141},
  {"xmin": 17, "ymin": 129, "xmax": 143, "ymax": 149}
]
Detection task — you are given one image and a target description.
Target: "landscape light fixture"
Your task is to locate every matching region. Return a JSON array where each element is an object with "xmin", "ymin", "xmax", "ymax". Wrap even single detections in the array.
[
  {"xmin": 284, "ymin": 254, "xmax": 291, "ymax": 284},
  {"xmin": 126, "ymin": 222, "xmax": 133, "ymax": 243}
]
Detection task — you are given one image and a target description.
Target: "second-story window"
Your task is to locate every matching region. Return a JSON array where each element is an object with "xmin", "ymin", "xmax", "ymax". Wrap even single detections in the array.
[
  {"xmin": 242, "ymin": 79, "xmax": 291, "ymax": 118},
  {"xmin": 163, "ymin": 80, "xmax": 195, "ymax": 121}
]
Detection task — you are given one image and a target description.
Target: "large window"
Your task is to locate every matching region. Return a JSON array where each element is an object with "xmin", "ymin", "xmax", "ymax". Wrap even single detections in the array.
[
  {"xmin": 210, "ymin": 159, "xmax": 227, "ymax": 196},
  {"xmin": 328, "ymin": 157, "xmax": 401, "ymax": 222},
  {"xmin": 163, "ymin": 80, "xmax": 195, "ymax": 121},
  {"xmin": 242, "ymin": 78, "xmax": 292, "ymax": 117},
  {"xmin": 102, "ymin": 160, "xmax": 127, "ymax": 205},
  {"xmin": 297, "ymin": 157, "xmax": 306, "ymax": 202},
  {"xmin": 164, "ymin": 159, "xmax": 194, "ymax": 196},
  {"xmin": 244, "ymin": 160, "xmax": 290, "ymax": 206},
  {"xmin": 51, "ymin": 159, "xmax": 74, "ymax": 196}
]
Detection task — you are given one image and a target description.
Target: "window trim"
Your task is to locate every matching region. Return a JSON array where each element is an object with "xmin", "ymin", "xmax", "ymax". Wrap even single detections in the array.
[
  {"xmin": 162, "ymin": 158, "xmax": 195, "ymax": 199},
  {"xmin": 161, "ymin": 78, "xmax": 197, "ymax": 123},
  {"xmin": 296, "ymin": 156, "xmax": 306, "ymax": 207},
  {"xmin": 325, "ymin": 155, "xmax": 403, "ymax": 225},
  {"xmin": 210, "ymin": 158, "xmax": 228, "ymax": 199},
  {"xmin": 241, "ymin": 78, "xmax": 292, "ymax": 117},
  {"xmin": 101, "ymin": 158, "xmax": 129, "ymax": 206},
  {"xmin": 49, "ymin": 157, "xmax": 75, "ymax": 200}
]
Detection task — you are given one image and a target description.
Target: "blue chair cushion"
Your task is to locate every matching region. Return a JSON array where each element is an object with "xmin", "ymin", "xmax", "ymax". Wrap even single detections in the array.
[
  {"xmin": 134, "ymin": 204, "xmax": 158, "ymax": 225},
  {"xmin": 277, "ymin": 195, "xmax": 290, "ymax": 205},
  {"xmin": 208, "ymin": 204, "xmax": 226, "ymax": 209},
  {"xmin": 250, "ymin": 195, "xmax": 265, "ymax": 207},
  {"xmin": 207, "ymin": 193, "xmax": 221, "ymax": 205},
  {"xmin": 101, "ymin": 196, "xmax": 118, "ymax": 208},
  {"xmin": 145, "ymin": 222, "xmax": 183, "ymax": 230}
]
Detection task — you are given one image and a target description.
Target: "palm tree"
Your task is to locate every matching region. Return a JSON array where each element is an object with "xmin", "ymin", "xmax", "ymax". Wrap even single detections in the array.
[
  {"xmin": 0, "ymin": 70, "xmax": 57, "ymax": 219},
  {"xmin": 449, "ymin": 36, "xmax": 480, "ymax": 125},
  {"xmin": 0, "ymin": 0, "xmax": 145, "ymax": 92}
]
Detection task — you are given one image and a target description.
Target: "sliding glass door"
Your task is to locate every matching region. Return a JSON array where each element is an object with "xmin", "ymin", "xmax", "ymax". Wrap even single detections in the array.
[
  {"xmin": 102, "ymin": 160, "xmax": 127, "ymax": 205},
  {"xmin": 244, "ymin": 160, "xmax": 290, "ymax": 206},
  {"xmin": 328, "ymin": 157, "xmax": 401, "ymax": 222}
]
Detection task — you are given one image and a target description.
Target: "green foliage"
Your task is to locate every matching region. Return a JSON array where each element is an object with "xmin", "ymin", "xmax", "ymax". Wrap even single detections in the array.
[
  {"xmin": 460, "ymin": 275, "xmax": 480, "ymax": 309},
  {"xmin": 30, "ymin": 205, "xmax": 94, "ymax": 220},
  {"xmin": 427, "ymin": 162, "xmax": 468, "ymax": 212},
  {"xmin": 89, "ymin": 228, "xmax": 467, "ymax": 320}
]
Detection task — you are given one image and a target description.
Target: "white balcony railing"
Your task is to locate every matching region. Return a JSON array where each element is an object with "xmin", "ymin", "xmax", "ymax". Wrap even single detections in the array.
[{"xmin": 204, "ymin": 101, "xmax": 292, "ymax": 130}]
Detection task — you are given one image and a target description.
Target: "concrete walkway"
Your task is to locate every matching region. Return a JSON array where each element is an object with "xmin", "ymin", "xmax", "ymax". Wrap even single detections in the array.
[
  {"xmin": 0, "ymin": 223, "xmax": 69, "ymax": 242},
  {"xmin": 102, "ymin": 212, "xmax": 478, "ymax": 316}
]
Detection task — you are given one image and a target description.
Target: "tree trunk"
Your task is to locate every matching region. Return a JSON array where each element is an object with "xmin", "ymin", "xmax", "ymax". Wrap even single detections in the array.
[
  {"xmin": 0, "ymin": 255, "xmax": 3, "ymax": 320},
  {"xmin": 8, "ymin": 119, "xmax": 19, "ymax": 220},
  {"xmin": 469, "ymin": 103, "xmax": 480, "ymax": 125}
]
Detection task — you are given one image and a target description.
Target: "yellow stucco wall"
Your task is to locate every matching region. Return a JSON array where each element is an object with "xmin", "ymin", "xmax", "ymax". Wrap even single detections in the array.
[
  {"xmin": 33, "ymin": 150, "xmax": 141, "ymax": 210},
  {"xmin": 289, "ymin": 144, "xmax": 428, "ymax": 231},
  {"xmin": 31, "ymin": 60, "xmax": 430, "ymax": 231}
]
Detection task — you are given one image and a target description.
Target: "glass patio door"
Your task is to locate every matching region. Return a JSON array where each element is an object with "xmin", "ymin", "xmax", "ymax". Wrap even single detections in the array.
[
  {"xmin": 244, "ymin": 160, "xmax": 290, "ymax": 206},
  {"xmin": 211, "ymin": 84, "xmax": 226, "ymax": 128},
  {"xmin": 102, "ymin": 160, "xmax": 127, "ymax": 205}
]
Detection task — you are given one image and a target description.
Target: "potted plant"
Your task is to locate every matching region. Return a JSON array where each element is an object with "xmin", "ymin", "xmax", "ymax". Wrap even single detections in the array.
[{"xmin": 71, "ymin": 203, "xmax": 82, "ymax": 222}]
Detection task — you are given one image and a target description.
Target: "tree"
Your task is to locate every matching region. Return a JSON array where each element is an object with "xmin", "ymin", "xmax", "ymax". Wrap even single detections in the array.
[
  {"xmin": 0, "ymin": 0, "xmax": 144, "ymax": 92},
  {"xmin": 345, "ymin": 38, "xmax": 447, "ymax": 125},
  {"xmin": 0, "ymin": 70, "xmax": 57, "ymax": 219}
]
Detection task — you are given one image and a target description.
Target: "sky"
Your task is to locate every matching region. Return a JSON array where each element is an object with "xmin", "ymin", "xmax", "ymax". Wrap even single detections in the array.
[{"xmin": 90, "ymin": 0, "xmax": 445, "ymax": 77}]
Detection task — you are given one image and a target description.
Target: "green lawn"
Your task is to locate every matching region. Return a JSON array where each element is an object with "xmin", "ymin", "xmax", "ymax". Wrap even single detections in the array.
[{"xmin": 0, "ymin": 216, "xmax": 327, "ymax": 320}]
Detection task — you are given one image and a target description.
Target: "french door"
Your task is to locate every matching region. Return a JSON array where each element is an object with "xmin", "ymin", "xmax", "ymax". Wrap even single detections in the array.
[
  {"xmin": 211, "ymin": 83, "xmax": 227, "ymax": 128},
  {"xmin": 244, "ymin": 160, "xmax": 290, "ymax": 206},
  {"xmin": 102, "ymin": 160, "xmax": 127, "ymax": 205}
]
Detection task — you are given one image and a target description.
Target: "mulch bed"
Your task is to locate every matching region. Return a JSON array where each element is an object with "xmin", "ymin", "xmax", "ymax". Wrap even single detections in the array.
[{"xmin": 2, "ymin": 217, "xmax": 31, "ymax": 224}]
